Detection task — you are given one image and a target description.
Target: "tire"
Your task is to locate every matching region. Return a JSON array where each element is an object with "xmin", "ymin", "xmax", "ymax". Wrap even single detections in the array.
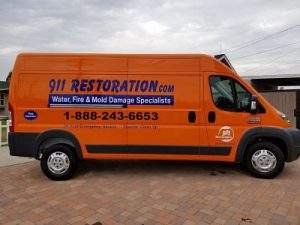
[
  {"xmin": 244, "ymin": 141, "xmax": 285, "ymax": 179},
  {"xmin": 40, "ymin": 144, "xmax": 78, "ymax": 181}
]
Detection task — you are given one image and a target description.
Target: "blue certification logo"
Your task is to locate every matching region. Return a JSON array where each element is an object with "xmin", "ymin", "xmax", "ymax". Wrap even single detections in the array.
[{"xmin": 24, "ymin": 110, "xmax": 38, "ymax": 120}]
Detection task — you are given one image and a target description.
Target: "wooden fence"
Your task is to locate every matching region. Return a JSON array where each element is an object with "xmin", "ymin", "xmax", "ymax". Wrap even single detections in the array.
[{"xmin": 0, "ymin": 120, "xmax": 9, "ymax": 146}]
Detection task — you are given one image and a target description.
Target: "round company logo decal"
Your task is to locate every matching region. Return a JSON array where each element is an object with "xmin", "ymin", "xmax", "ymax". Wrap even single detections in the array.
[
  {"xmin": 216, "ymin": 126, "xmax": 234, "ymax": 142},
  {"xmin": 24, "ymin": 110, "xmax": 38, "ymax": 120}
]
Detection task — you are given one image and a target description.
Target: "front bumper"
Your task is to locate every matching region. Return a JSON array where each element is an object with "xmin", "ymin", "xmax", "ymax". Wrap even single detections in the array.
[{"xmin": 284, "ymin": 128, "xmax": 300, "ymax": 162}]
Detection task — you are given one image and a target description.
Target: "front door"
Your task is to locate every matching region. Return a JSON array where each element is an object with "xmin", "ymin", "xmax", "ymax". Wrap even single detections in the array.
[{"xmin": 204, "ymin": 73, "xmax": 261, "ymax": 161}]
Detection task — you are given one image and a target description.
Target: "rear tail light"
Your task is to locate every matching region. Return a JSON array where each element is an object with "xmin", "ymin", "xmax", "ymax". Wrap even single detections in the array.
[{"xmin": 8, "ymin": 104, "xmax": 14, "ymax": 132}]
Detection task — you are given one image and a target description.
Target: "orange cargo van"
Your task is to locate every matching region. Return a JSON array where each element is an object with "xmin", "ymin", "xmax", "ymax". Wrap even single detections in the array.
[{"xmin": 8, "ymin": 53, "xmax": 300, "ymax": 180}]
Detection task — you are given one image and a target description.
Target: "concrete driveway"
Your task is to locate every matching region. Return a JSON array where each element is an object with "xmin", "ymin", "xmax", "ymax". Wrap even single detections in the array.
[
  {"xmin": 0, "ymin": 151, "xmax": 300, "ymax": 225},
  {"xmin": 0, "ymin": 146, "xmax": 33, "ymax": 167}
]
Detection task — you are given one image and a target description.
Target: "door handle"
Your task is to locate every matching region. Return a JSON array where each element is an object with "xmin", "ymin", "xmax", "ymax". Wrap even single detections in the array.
[
  {"xmin": 188, "ymin": 111, "xmax": 196, "ymax": 123},
  {"xmin": 208, "ymin": 111, "xmax": 215, "ymax": 123}
]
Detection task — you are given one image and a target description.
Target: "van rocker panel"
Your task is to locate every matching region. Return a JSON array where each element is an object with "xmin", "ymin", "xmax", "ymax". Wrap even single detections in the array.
[{"xmin": 86, "ymin": 145, "xmax": 231, "ymax": 155}]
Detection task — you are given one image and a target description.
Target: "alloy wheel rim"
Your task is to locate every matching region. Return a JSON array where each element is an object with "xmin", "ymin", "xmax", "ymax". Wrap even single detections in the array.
[
  {"xmin": 47, "ymin": 151, "xmax": 70, "ymax": 175},
  {"xmin": 251, "ymin": 149, "xmax": 277, "ymax": 173}
]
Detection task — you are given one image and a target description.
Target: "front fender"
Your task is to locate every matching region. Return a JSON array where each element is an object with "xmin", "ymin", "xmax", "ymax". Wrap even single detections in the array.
[{"xmin": 235, "ymin": 127, "xmax": 300, "ymax": 163}]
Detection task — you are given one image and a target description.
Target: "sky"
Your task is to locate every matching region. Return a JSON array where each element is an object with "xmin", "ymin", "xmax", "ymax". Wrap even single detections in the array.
[{"xmin": 0, "ymin": 0, "xmax": 300, "ymax": 80}]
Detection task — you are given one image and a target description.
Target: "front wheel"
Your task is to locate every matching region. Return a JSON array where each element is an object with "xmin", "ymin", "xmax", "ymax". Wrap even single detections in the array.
[
  {"xmin": 40, "ymin": 145, "xmax": 78, "ymax": 180},
  {"xmin": 244, "ymin": 141, "xmax": 285, "ymax": 179}
]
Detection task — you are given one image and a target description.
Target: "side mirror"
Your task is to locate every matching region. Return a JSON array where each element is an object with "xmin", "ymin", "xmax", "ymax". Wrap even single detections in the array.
[{"xmin": 250, "ymin": 95, "xmax": 258, "ymax": 114}]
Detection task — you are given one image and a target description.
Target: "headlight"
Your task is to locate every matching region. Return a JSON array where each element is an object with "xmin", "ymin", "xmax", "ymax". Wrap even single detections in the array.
[{"xmin": 276, "ymin": 110, "xmax": 290, "ymax": 123}]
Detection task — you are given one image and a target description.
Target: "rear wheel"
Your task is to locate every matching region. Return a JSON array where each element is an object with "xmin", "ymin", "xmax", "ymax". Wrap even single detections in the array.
[
  {"xmin": 244, "ymin": 141, "xmax": 285, "ymax": 179},
  {"xmin": 40, "ymin": 144, "xmax": 78, "ymax": 180}
]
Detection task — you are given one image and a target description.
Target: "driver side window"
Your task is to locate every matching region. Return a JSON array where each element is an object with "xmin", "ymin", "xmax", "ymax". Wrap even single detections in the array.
[
  {"xmin": 209, "ymin": 76, "xmax": 251, "ymax": 112},
  {"xmin": 234, "ymin": 81, "xmax": 251, "ymax": 112},
  {"xmin": 210, "ymin": 76, "xmax": 236, "ymax": 112}
]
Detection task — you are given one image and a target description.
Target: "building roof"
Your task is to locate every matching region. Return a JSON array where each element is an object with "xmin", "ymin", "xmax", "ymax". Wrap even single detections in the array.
[
  {"xmin": 241, "ymin": 73, "xmax": 300, "ymax": 80},
  {"xmin": 214, "ymin": 54, "xmax": 236, "ymax": 72},
  {"xmin": 241, "ymin": 74, "xmax": 300, "ymax": 86},
  {"xmin": 0, "ymin": 81, "xmax": 9, "ymax": 91}
]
